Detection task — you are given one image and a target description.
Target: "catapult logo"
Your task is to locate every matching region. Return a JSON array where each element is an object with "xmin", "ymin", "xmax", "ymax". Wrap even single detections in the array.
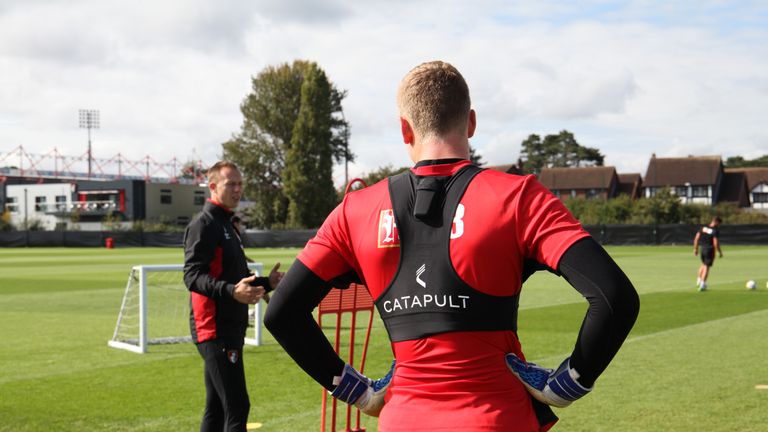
[
  {"xmin": 381, "ymin": 263, "xmax": 470, "ymax": 313},
  {"xmin": 416, "ymin": 264, "xmax": 426, "ymax": 288}
]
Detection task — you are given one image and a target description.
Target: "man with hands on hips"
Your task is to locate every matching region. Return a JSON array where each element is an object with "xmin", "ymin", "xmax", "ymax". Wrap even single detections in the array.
[{"xmin": 265, "ymin": 61, "xmax": 639, "ymax": 431}]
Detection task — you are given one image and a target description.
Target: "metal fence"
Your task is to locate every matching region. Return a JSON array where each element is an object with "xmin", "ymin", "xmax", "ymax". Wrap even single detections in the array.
[
  {"xmin": 583, "ymin": 224, "xmax": 768, "ymax": 245},
  {"xmin": 0, "ymin": 225, "xmax": 766, "ymax": 247},
  {"xmin": 0, "ymin": 229, "xmax": 318, "ymax": 248}
]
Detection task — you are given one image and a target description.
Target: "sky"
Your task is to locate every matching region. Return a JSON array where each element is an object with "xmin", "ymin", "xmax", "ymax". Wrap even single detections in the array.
[{"xmin": 0, "ymin": 0, "xmax": 766, "ymax": 185}]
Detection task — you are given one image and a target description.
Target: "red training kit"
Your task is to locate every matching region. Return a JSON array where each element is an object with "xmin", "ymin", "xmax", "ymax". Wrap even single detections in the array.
[{"xmin": 299, "ymin": 160, "xmax": 588, "ymax": 431}]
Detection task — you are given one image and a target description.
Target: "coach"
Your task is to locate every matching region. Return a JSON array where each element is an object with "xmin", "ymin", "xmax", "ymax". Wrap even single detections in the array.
[
  {"xmin": 184, "ymin": 161, "xmax": 282, "ymax": 432},
  {"xmin": 265, "ymin": 61, "xmax": 639, "ymax": 431}
]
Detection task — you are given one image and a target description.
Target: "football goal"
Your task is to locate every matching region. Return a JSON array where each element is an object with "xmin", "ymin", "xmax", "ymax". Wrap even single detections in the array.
[{"xmin": 108, "ymin": 263, "xmax": 265, "ymax": 354}]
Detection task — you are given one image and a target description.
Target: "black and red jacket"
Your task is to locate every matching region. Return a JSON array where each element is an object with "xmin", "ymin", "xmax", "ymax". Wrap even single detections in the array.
[{"xmin": 183, "ymin": 199, "xmax": 269, "ymax": 344}]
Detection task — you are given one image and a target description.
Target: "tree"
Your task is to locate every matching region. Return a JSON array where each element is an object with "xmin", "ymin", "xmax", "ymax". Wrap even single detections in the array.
[
  {"xmin": 469, "ymin": 145, "xmax": 485, "ymax": 166},
  {"xmin": 223, "ymin": 60, "xmax": 350, "ymax": 229},
  {"xmin": 519, "ymin": 130, "xmax": 604, "ymax": 174},
  {"xmin": 632, "ymin": 187, "xmax": 681, "ymax": 224},
  {"xmin": 724, "ymin": 154, "xmax": 768, "ymax": 168},
  {"xmin": 283, "ymin": 65, "xmax": 337, "ymax": 228},
  {"xmin": 356, "ymin": 164, "xmax": 410, "ymax": 188},
  {"xmin": 0, "ymin": 209, "xmax": 13, "ymax": 231}
]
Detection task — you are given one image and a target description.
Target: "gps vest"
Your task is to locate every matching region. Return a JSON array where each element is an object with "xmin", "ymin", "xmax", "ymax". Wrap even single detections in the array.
[{"xmin": 376, "ymin": 164, "xmax": 520, "ymax": 342}]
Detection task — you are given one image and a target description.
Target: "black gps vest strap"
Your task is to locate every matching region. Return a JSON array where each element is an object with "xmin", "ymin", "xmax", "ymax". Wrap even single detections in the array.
[{"xmin": 376, "ymin": 164, "xmax": 520, "ymax": 342}]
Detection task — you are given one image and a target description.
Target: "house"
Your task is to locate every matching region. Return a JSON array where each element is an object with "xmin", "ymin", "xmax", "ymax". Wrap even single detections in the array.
[
  {"xmin": 538, "ymin": 166, "xmax": 619, "ymax": 199},
  {"xmin": 718, "ymin": 170, "xmax": 751, "ymax": 207},
  {"xmin": 616, "ymin": 173, "xmax": 643, "ymax": 199},
  {"xmin": 643, "ymin": 155, "xmax": 754, "ymax": 207},
  {"xmin": 643, "ymin": 155, "xmax": 724, "ymax": 205},
  {"xmin": 725, "ymin": 167, "xmax": 768, "ymax": 210}
]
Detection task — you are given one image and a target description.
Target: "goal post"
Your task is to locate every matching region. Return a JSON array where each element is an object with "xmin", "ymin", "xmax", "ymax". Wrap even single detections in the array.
[{"xmin": 108, "ymin": 263, "xmax": 264, "ymax": 354}]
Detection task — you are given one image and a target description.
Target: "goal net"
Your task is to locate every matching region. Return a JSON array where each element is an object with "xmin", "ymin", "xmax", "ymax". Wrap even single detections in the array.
[{"xmin": 108, "ymin": 263, "xmax": 264, "ymax": 354}]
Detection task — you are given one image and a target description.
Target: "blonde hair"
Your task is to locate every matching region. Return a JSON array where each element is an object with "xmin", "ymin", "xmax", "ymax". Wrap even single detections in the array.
[
  {"xmin": 207, "ymin": 161, "xmax": 239, "ymax": 183},
  {"xmin": 396, "ymin": 61, "xmax": 471, "ymax": 138}
]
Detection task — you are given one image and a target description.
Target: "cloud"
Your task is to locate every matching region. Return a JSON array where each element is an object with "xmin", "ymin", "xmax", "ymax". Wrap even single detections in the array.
[
  {"xmin": 0, "ymin": 0, "xmax": 766, "ymax": 183},
  {"xmin": 256, "ymin": 0, "xmax": 351, "ymax": 25}
]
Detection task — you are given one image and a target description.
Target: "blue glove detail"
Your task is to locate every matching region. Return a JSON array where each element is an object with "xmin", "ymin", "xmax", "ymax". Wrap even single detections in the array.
[
  {"xmin": 506, "ymin": 354, "xmax": 591, "ymax": 408},
  {"xmin": 372, "ymin": 360, "xmax": 395, "ymax": 392},
  {"xmin": 331, "ymin": 364, "xmax": 372, "ymax": 405},
  {"xmin": 331, "ymin": 361, "xmax": 396, "ymax": 417}
]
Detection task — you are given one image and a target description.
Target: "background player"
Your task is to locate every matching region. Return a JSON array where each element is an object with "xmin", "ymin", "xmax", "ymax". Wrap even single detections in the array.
[
  {"xmin": 264, "ymin": 61, "xmax": 639, "ymax": 431},
  {"xmin": 693, "ymin": 216, "xmax": 723, "ymax": 291}
]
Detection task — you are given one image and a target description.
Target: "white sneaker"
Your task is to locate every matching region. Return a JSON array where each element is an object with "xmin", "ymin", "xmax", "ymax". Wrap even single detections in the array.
[
  {"xmin": 698, "ymin": 282, "xmax": 707, "ymax": 292},
  {"xmin": 696, "ymin": 278, "xmax": 702, "ymax": 287}
]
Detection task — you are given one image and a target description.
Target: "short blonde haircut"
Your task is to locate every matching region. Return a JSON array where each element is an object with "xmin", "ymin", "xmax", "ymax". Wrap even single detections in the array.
[
  {"xmin": 207, "ymin": 161, "xmax": 239, "ymax": 183},
  {"xmin": 396, "ymin": 61, "xmax": 471, "ymax": 137}
]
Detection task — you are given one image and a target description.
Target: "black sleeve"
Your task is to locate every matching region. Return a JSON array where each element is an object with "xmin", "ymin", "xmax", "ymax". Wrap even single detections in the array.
[
  {"xmin": 557, "ymin": 237, "xmax": 640, "ymax": 388},
  {"xmin": 183, "ymin": 219, "xmax": 235, "ymax": 298},
  {"xmin": 263, "ymin": 259, "xmax": 345, "ymax": 390},
  {"xmin": 522, "ymin": 258, "xmax": 555, "ymax": 283}
]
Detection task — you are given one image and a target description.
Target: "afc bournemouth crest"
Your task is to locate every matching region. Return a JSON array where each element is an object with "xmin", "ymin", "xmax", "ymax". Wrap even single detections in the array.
[
  {"xmin": 378, "ymin": 209, "xmax": 400, "ymax": 248},
  {"xmin": 227, "ymin": 349, "xmax": 239, "ymax": 364}
]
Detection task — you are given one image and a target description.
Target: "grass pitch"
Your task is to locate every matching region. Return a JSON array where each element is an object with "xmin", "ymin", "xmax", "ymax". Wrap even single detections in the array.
[{"xmin": 1, "ymin": 245, "xmax": 767, "ymax": 431}]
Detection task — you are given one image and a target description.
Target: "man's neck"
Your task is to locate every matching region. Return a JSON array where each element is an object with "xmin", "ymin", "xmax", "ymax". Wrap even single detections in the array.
[
  {"xmin": 207, "ymin": 198, "xmax": 235, "ymax": 213},
  {"xmin": 413, "ymin": 135, "xmax": 470, "ymax": 162}
]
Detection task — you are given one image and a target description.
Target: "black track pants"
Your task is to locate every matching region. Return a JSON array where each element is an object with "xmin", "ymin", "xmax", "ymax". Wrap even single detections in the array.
[{"xmin": 196, "ymin": 340, "xmax": 250, "ymax": 432}]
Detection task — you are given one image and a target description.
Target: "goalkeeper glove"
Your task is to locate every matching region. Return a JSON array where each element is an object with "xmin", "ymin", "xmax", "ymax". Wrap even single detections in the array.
[
  {"xmin": 330, "ymin": 360, "xmax": 395, "ymax": 417},
  {"xmin": 505, "ymin": 354, "xmax": 592, "ymax": 408}
]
